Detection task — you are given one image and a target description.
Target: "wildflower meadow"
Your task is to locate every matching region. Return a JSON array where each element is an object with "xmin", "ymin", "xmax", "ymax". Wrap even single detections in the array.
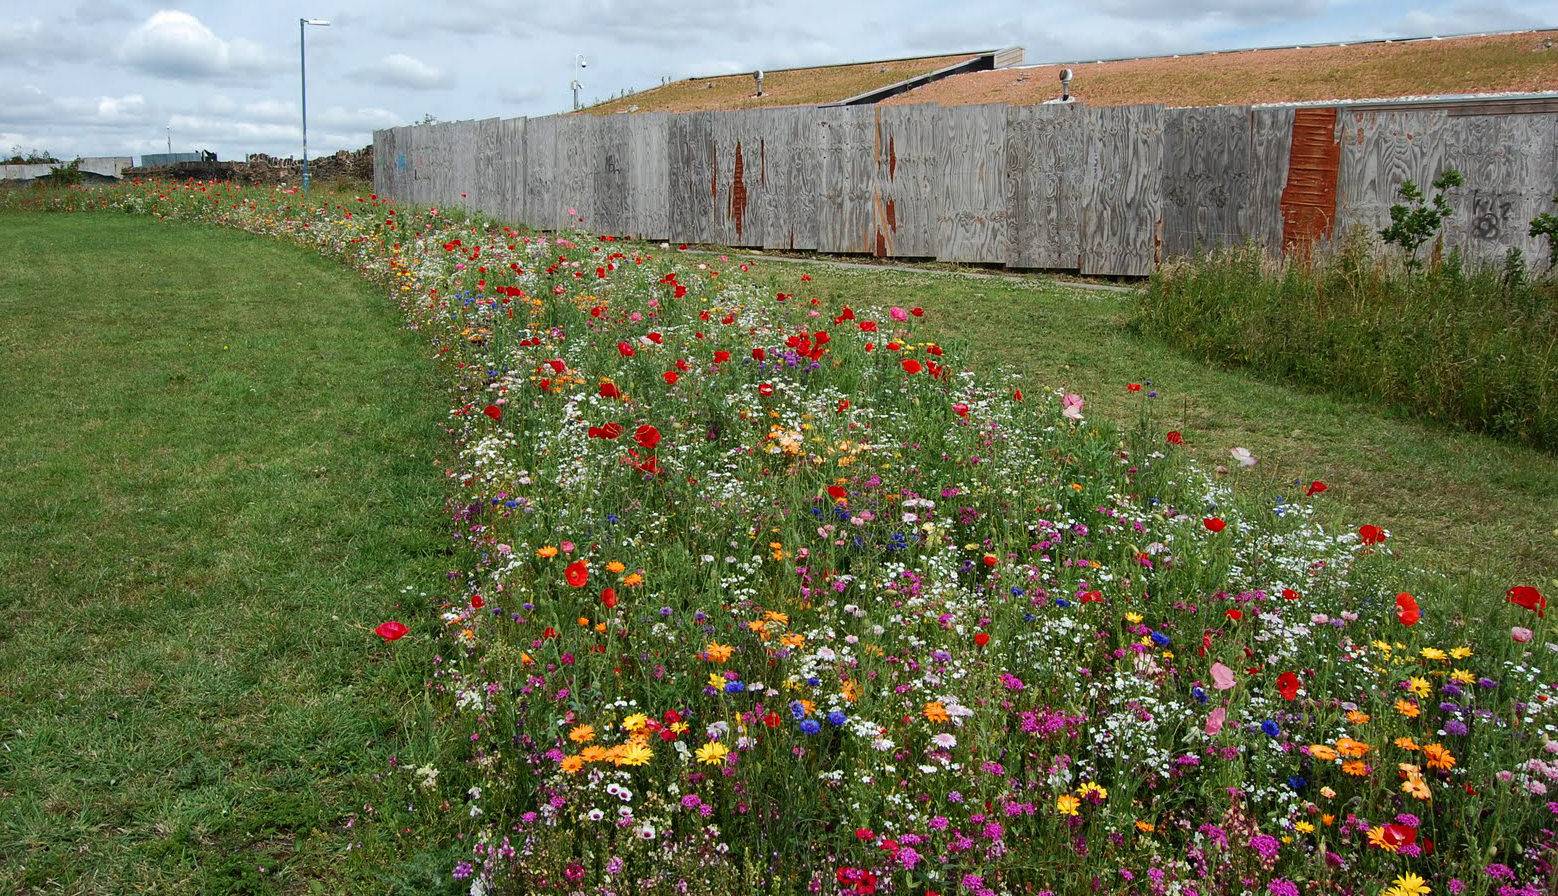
[{"xmin": 19, "ymin": 182, "xmax": 1557, "ymax": 896}]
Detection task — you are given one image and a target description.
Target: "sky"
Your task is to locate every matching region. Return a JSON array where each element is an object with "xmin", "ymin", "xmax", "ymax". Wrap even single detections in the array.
[{"xmin": 1, "ymin": 0, "xmax": 1554, "ymax": 163}]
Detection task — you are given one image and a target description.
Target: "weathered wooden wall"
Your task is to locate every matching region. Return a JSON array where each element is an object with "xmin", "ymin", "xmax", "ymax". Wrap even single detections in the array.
[{"xmin": 375, "ymin": 103, "xmax": 1558, "ymax": 275}]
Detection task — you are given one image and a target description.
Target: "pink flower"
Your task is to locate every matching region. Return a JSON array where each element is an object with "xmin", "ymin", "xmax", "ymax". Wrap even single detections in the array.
[
  {"xmin": 1210, "ymin": 662, "xmax": 1237, "ymax": 691},
  {"xmin": 1512, "ymin": 626, "xmax": 1534, "ymax": 643},
  {"xmin": 1062, "ymin": 393, "xmax": 1085, "ymax": 421},
  {"xmin": 1206, "ymin": 706, "xmax": 1226, "ymax": 735}
]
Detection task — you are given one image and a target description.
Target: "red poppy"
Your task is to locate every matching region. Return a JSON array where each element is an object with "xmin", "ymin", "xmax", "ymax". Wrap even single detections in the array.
[
  {"xmin": 647, "ymin": 332, "xmax": 664, "ymax": 344},
  {"xmin": 617, "ymin": 341, "xmax": 635, "ymax": 357},
  {"xmin": 1359, "ymin": 524, "xmax": 1387, "ymax": 545},
  {"xmin": 471, "ymin": 594, "xmax": 484, "ymax": 609},
  {"xmin": 973, "ymin": 631, "xmax": 991, "ymax": 647},
  {"xmin": 1382, "ymin": 824, "xmax": 1418, "ymax": 849},
  {"xmin": 901, "ymin": 359, "xmax": 922, "ymax": 375},
  {"xmin": 374, "ymin": 620, "xmax": 409, "ymax": 641},
  {"xmin": 1395, "ymin": 591, "xmax": 1421, "ymax": 626},
  {"xmin": 952, "ymin": 402, "xmax": 970, "ymax": 418},
  {"xmin": 663, "ymin": 370, "xmax": 679, "ymax": 385},
  {"xmin": 599, "ymin": 382, "xmax": 621, "ymax": 399},
  {"xmin": 547, "ymin": 358, "xmax": 567, "ymax": 374},
  {"xmin": 1281, "ymin": 588, "xmax": 1300, "ymax": 601},
  {"xmin": 482, "ymin": 404, "xmax": 502, "ymax": 421},
  {"xmin": 1127, "ymin": 383, "xmax": 1142, "ymax": 392},
  {"xmin": 634, "ymin": 424, "xmax": 661, "ymax": 449},
  {"xmin": 758, "ymin": 382, "xmax": 774, "ymax": 397},
  {"xmin": 1305, "ymin": 480, "xmax": 1328, "ymax": 496},
  {"xmin": 763, "ymin": 711, "xmax": 781, "ymax": 728},
  {"xmin": 837, "ymin": 399, "xmax": 850, "ymax": 413},
  {"xmin": 713, "ymin": 350, "xmax": 730, "ymax": 363},
  {"xmin": 1508, "ymin": 585, "xmax": 1547, "ymax": 617},
  {"xmin": 1203, "ymin": 517, "xmax": 1226, "ymax": 533},
  {"xmin": 601, "ymin": 587, "xmax": 618, "ymax": 609},
  {"xmin": 1012, "ymin": 389, "xmax": 1023, "ymax": 401},
  {"xmin": 1166, "ymin": 431, "xmax": 1184, "ymax": 446},
  {"xmin": 752, "ymin": 347, "xmax": 766, "ymax": 360},
  {"xmin": 1276, "ymin": 671, "xmax": 1300, "ymax": 700},
  {"xmin": 565, "ymin": 560, "xmax": 589, "ymax": 589},
  {"xmin": 1225, "ymin": 608, "xmax": 1243, "ymax": 621},
  {"xmin": 910, "ymin": 307, "xmax": 924, "ymax": 317},
  {"xmin": 826, "ymin": 485, "xmax": 847, "ymax": 503}
]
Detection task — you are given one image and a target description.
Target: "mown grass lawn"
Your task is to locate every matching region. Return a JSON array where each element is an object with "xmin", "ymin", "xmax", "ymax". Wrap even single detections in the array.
[
  {"xmin": 0, "ymin": 211, "xmax": 447, "ymax": 894},
  {"xmin": 732, "ymin": 258, "xmax": 1558, "ymax": 586}
]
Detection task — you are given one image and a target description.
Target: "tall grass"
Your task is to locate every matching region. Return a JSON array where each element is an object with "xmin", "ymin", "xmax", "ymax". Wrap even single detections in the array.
[{"xmin": 1131, "ymin": 234, "xmax": 1558, "ymax": 448}]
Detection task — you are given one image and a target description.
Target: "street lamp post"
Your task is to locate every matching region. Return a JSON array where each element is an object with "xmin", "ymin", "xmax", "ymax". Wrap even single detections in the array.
[{"xmin": 299, "ymin": 17, "xmax": 330, "ymax": 192}]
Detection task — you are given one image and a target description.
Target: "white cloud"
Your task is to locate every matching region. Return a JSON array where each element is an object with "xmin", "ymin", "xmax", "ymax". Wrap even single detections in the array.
[
  {"xmin": 118, "ymin": 10, "xmax": 274, "ymax": 80},
  {"xmin": 357, "ymin": 53, "xmax": 451, "ymax": 90}
]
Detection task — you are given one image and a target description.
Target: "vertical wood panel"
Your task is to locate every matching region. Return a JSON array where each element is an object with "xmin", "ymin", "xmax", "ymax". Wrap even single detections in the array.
[
  {"xmin": 1335, "ymin": 109, "xmax": 1449, "ymax": 249},
  {"xmin": 1161, "ymin": 105, "xmax": 1254, "ymax": 258},
  {"xmin": 627, "ymin": 113, "xmax": 669, "ymax": 240},
  {"xmin": 870, "ymin": 105, "xmax": 937, "ymax": 258},
  {"xmin": 817, "ymin": 106, "xmax": 875, "ymax": 254},
  {"xmin": 936, "ymin": 104, "xmax": 1008, "ymax": 263},
  {"xmin": 1249, "ymin": 107, "xmax": 1295, "ymax": 253},
  {"xmin": 1080, "ymin": 105, "xmax": 1165, "ymax": 276},
  {"xmin": 1005, "ymin": 103, "xmax": 1085, "ymax": 269},
  {"xmin": 786, "ymin": 108, "xmax": 821, "ymax": 251},
  {"xmin": 1443, "ymin": 113, "xmax": 1557, "ymax": 262},
  {"xmin": 524, "ymin": 114, "xmax": 559, "ymax": 230}
]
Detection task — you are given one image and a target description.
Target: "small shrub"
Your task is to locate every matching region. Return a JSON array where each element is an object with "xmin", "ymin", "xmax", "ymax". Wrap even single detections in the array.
[
  {"xmin": 1378, "ymin": 168, "xmax": 1463, "ymax": 268},
  {"xmin": 1531, "ymin": 196, "xmax": 1558, "ymax": 270},
  {"xmin": 41, "ymin": 158, "xmax": 83, "ymax": 187}
]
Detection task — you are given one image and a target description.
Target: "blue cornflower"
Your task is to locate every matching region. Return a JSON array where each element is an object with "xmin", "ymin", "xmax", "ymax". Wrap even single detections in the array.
[
  {"xmin": 1010, "ymin": 586, "xmax": 1025, "ymax": 597},
  {"xmin": 606, "ymin": 513, "xmax": 620, "ymax": 524},
  {"xmin": 1150, "ymin": 631, "xmax": 1171, "ymax": 647},
  {"xmin": 724, "ymin": 680, "xmax": 745, "ymax": 694},
  {"xmin": 826, "ymin": 710, "xmax": 847, "ymax": 727},
  {"xmin": 789, "ymin": 701, "xmax": 807, "ymax": 720},
  {"xmin": 1261, "ymin": 719, "xmax": 1281, "ymax": 738},
  {"xmin": 1288, "ymin": 775, "xmax": 1307, "ymax": 792},
  {"xmin": 805, "ymin": 676, "xmax": 821, "ymax": 687},
  {"xmin": 1191, "ymin": 686, "xmax": 1208, "ymax": 704},
  {"xmin": 1055, "ymin": 597, "xmax": 1072, "ymax": 608},
  {"xmin": 799, "ymin": 719, "xmax": 821, "ymax": 735}
]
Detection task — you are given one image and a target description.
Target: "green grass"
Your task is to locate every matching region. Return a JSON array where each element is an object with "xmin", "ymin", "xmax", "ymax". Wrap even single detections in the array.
[
  {"xmin": 0, "ymin": 211, "xmax": 447, "ymax": 894},
  {"xmin": 1132, "ymin": 241, "xmax": 1557, "ymax": 448},
  {"xmin": 732, "ymin": 258, "xmax": 1558, "ymax": 585}
]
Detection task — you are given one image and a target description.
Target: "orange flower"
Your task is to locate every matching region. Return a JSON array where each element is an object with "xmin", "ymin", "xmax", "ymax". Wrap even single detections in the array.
[
  {"xmin": 1336, "ymin": 737, "xmax": 1372, "ymax": 759},
  {"xmin": 1395, "ymin": 698, "xmax": 1421, "ymax": 719},
  {"xmin": 1308, "ymin": 744, "xmax": 1339, "ymax": 762},
  {"xmin": 1394, "ymin": 736, "xmax": 1420, "ymax": 751},
  {"xmin": 1345, "ymin": 710, "xmax": 1372, "ymax": 725},
  {"xmin": 924, "ymin": 701, "xmax": 950, "ymax": 724},
  {"xmin": 1422, "ymin": 743, "xmax": 1456, "ymax": 771},
  {"xmin": 1342, "ymin": 760, "xmax": 1370, "ymax": 777},
  {"xmin": 1367, "ymin": 826, "xmax": 1398, "ymax": 852},
  {"xmin": 704, "ymin": 642, "xmax": 735, "ymax": 663},
  {"xmin": 560, "ymin": 755, "xmax": 584, "ymax": 774}
]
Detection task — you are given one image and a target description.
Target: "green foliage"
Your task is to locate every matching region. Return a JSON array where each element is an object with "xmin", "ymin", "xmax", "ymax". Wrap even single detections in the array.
[
  {"xmin": 1378, "ymin": 168, "xmax": 1464, "ymax": 267},
  {"xmin": 1131, "ymin": 235, "xmax": 1558, "ymax": 449},
  {"xmin": 1531, "ymin": 196, "xmax": 1558, "ymax": 269},
  {"xmin": 4, "ymin": 145, "xmax": 57, "ymax": 164},
  {"xmin": 41, "ymin": 157, "xmax": 83, "ymax": 186}
]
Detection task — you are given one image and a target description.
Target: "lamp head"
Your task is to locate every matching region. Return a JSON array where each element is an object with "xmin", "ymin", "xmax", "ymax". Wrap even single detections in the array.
[{"xmin": 302, "ymin": 18, "xmax": 330, "ymax": 26}]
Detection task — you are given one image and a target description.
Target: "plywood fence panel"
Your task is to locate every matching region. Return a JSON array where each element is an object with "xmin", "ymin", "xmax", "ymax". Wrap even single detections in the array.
[
  {"xmin": 627, "ymin": 113, "xmax": 669, "ymax": 239},
  {"xmin": 589, "ymin": 115, "xmax": 630, "ymax": 235},
  {"xmin": 1080, "ymin": 105, "xmax": 1165, "ymax": 276},
  {"xmin": 667, "ymin": 112, "xmax": 713, "ymax": 244},
  {"xmin": 1005, "ymin": 103, "xmax": 1085, "ymax": 269},
  {"xmin": 1250, "ymin": 107, "xmax": 1296, "ymax": 251},
  {"xmin": 1443, "ymin": 113, "xmax": 1558, "ymax": 263},
  {"xmin": 786, "ymin": 108, "xmax": 821, "ymax": 251},
  {"xmin": 817, "ymin": 106, "xmax": 876, "ymax": 254},
  {"xmin": 496, "ymin": 117, "xmax": 526, "ymax": 223},
  {"xmin": 868, "ymin": 105, "xmax": 937, "ymax": 258},
  {"xmin": 523, "ymin": 114, "xmax": 559, "ymax": 230},
  {"xmin": 1334, "ymin": 110, "xmax": 1450, "ymax": 247},
  {"xmin": 1161, "ymin": 105, "xmax": 1254, "ymax": 257},
  {"xmin": 936, "ymin": 104, "xmax": 1008, "ymax": 263},
  {"xmin": 471, "ymin": 118, "xmax": 502, "ymax": 218}
]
